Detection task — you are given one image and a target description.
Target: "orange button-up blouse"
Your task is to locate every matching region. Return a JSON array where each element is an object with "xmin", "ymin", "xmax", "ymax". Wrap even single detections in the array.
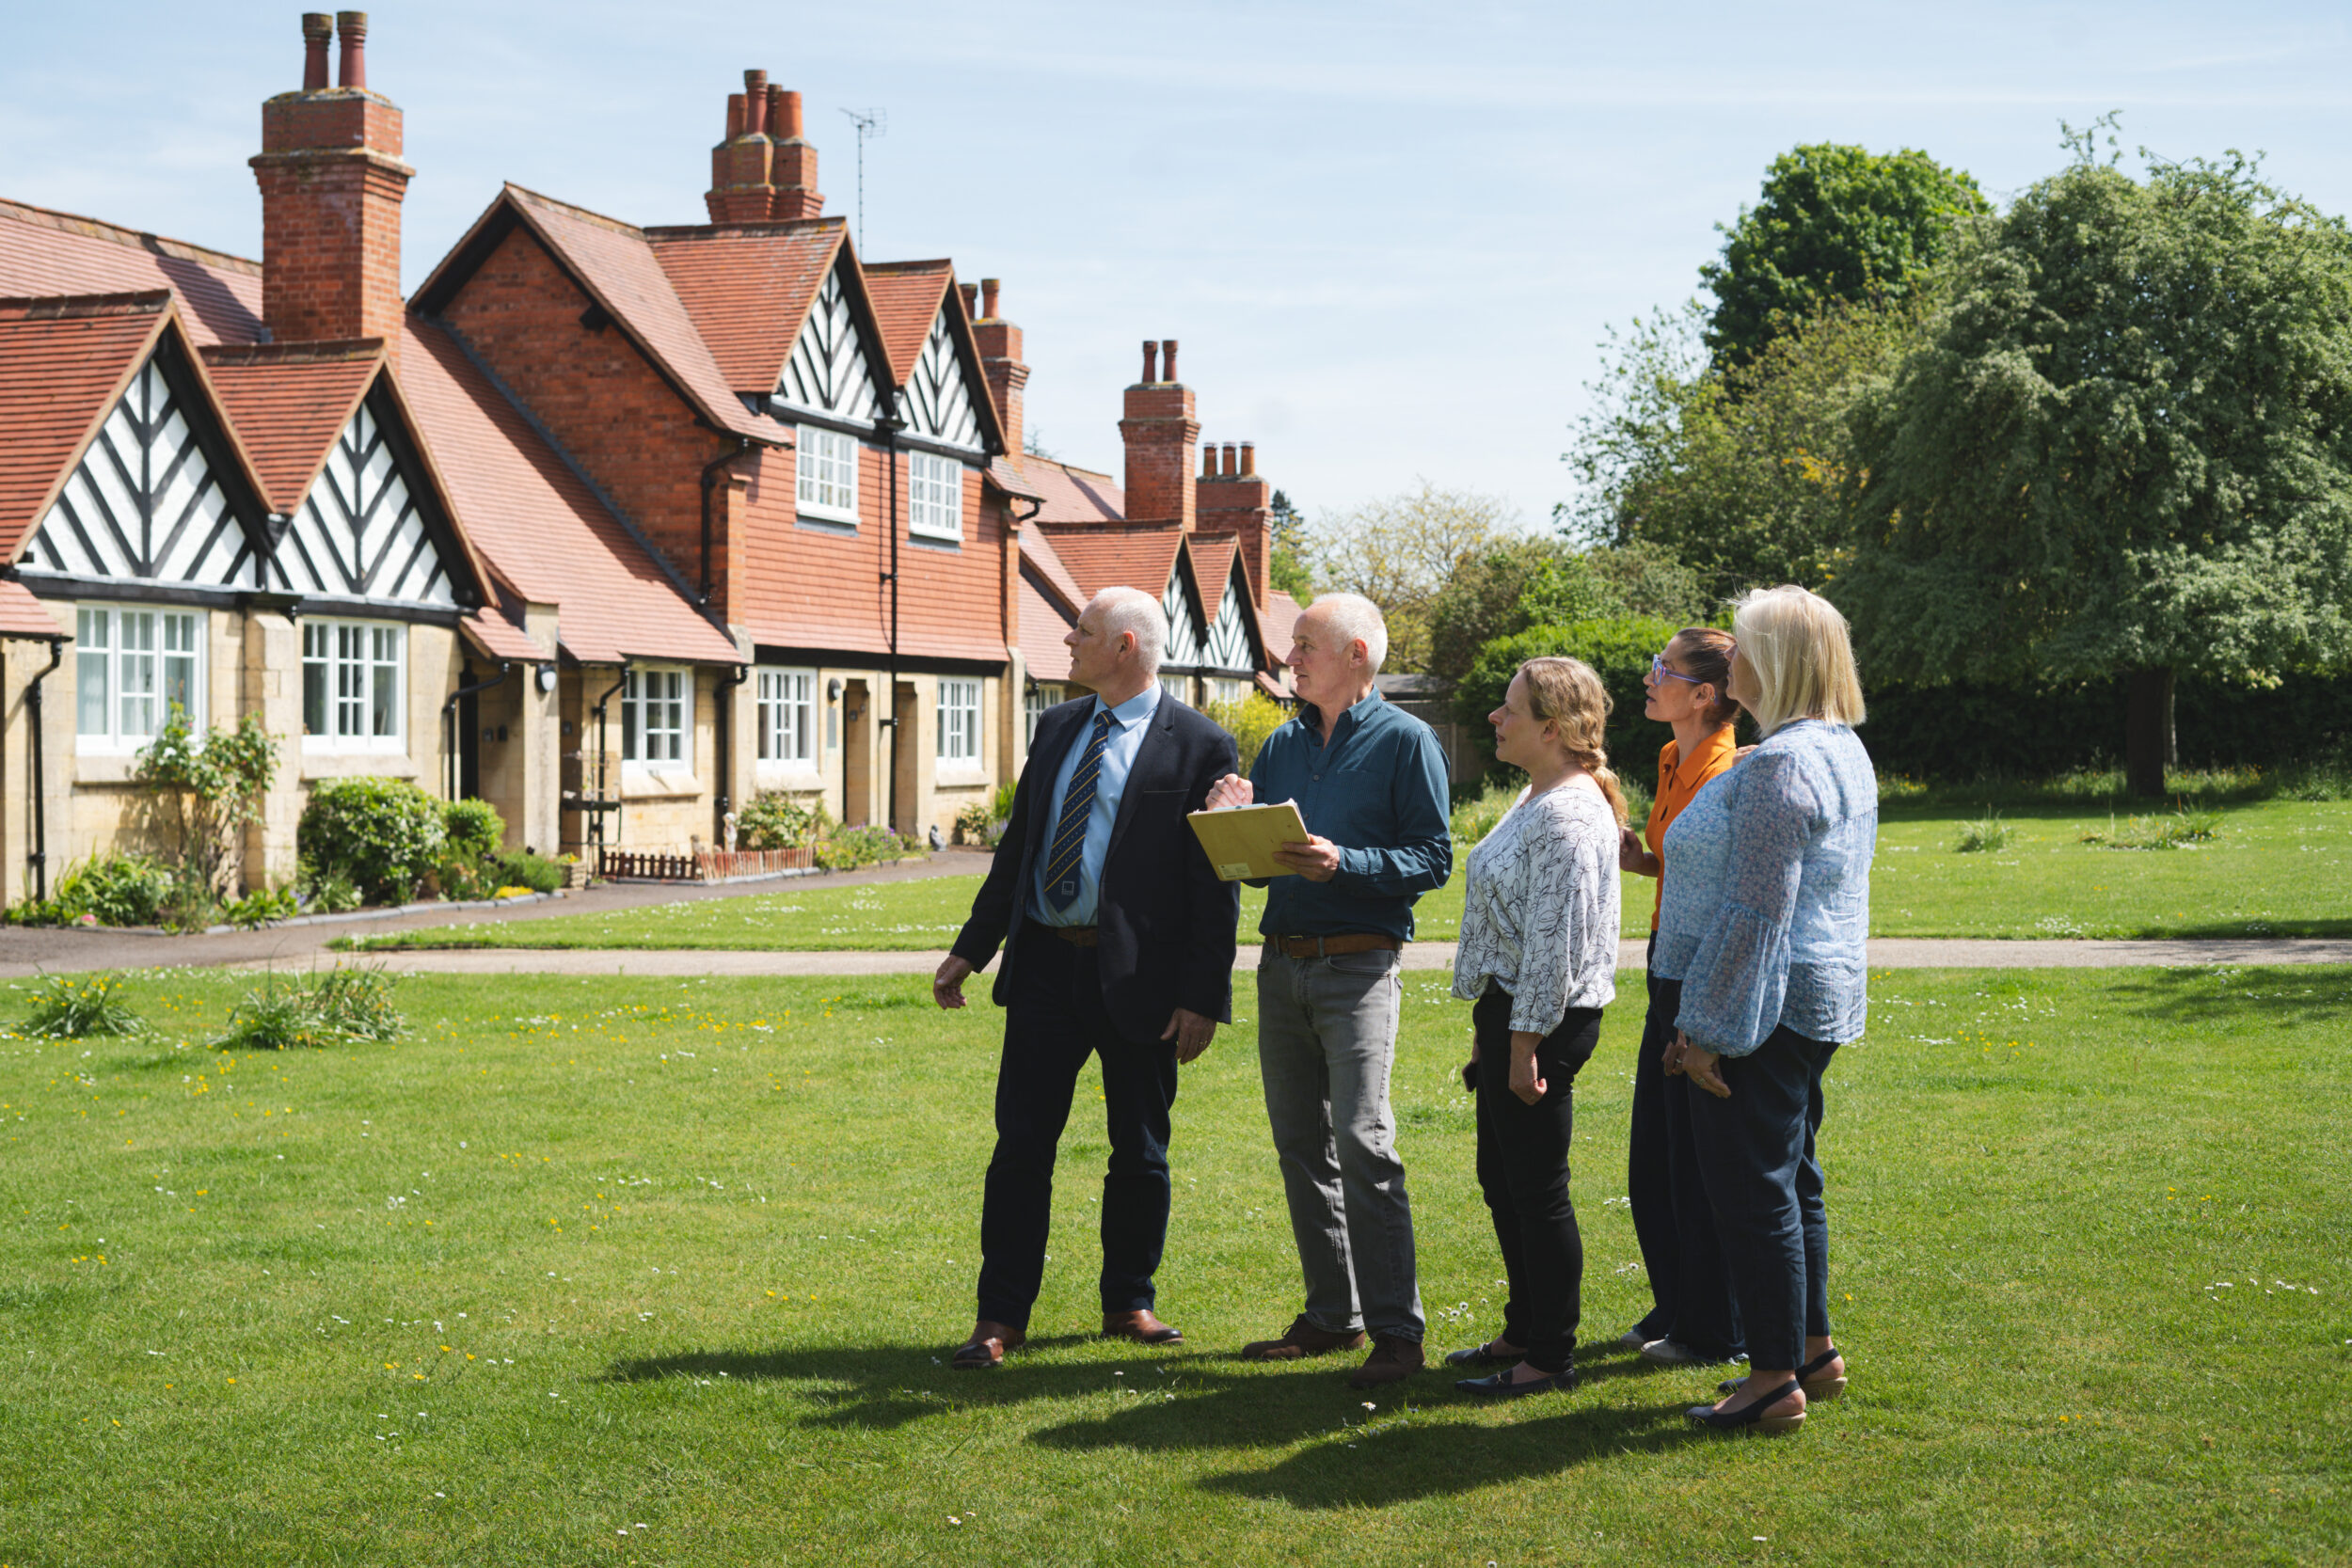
[{"xmin": 1641, "ymin": 726, "xmax": 1739, "ymax": 931}]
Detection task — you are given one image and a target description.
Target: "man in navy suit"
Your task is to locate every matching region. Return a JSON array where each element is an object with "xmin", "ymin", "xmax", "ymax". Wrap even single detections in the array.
[{"xmin": 934, "ymin": 586, "xmax": 1240, "ymax": 1369}]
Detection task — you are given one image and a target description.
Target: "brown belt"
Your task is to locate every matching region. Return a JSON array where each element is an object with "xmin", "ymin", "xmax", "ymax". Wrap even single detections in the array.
[
  {"xmin": 1046, "ymin": 925, "xmax": 1100, "ymax": 947},
  {"xmin": 1267, "ymin": 933, "xmax": 1401, "ymax": 958}
]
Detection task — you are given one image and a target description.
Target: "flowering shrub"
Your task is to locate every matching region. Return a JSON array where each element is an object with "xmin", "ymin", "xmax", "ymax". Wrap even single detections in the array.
[
  {"xmin": 739, "ymin": 793, "xmax": 820, "ymax": 850},
  {"xmin": 18, "ymin": 973, "xmax": 145, "ymax": 1037},
  {"xmin": 298, "ymin": 778, "xmax": 446, "ymax": 905}
]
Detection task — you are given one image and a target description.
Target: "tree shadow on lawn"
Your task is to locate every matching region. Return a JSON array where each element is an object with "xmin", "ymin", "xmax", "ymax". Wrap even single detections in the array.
[
  {"xmin": 600, "ymin": 1338, "xmax": 1707, "ymax": 1483},
  {"xmin": 2103, "ymin": 964, "xmax": 2352, "ymax": 1028}
]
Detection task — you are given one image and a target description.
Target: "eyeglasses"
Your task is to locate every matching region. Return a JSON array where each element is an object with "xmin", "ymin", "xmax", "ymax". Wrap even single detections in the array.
[{"xmin": 1649, "ymin": 654, "xmax": 1706, "ymax": 687}]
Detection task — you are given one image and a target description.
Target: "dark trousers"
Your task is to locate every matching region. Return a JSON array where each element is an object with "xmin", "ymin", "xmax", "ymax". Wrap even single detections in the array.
[
  {"xmin": 1471, "ymin": 983, "xmax": 1599, "ymax": 1377},
  {"xmin": 1627, "ymin": 958, "xmax": 1744, "ymax": 1358},
  {"xmin": 1688, "ymin": 1022, "xmax": 1836, "ymax": 1372},
  {"xmin": 976, "ymin": 928, "xmax": 1180, "ymax": 1333}
]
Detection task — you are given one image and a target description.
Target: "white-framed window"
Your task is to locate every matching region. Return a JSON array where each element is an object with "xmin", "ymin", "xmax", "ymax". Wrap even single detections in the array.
[
  {"xmin": 756, "ymin": 667, "xmax": 816, "ymax": 768},
  {"xmin": 1159, "ymin": 673, "xmax": 1190, "ymax": 705},
  {"xmin": 1208, "ymin": 677, "xmax": 1250, "ymax": 706},
  {"xmin": 797, "ymin": 425, "xmax": 860, "ymax": 523},
  {"xmin": 76, "ymin": 605, "xmax": 203, "ymax": 752},
  {"xmin": 622, "ymin": 667, "xmax": 689, "ymax": 769},
  {"xmin": 1024, "ymin": 682, "xmax": 1063, "ymax": 747},
  {"xmin": 909, "ymin": 451, "xmax": 963, "ymax": 542},
  {"xmin": 302, "ymin": 618, "xmax": 405, "ymax": 752},
  {"xmin": 937, "ymin": 677, "xmax": 980, "ymax": 765}
]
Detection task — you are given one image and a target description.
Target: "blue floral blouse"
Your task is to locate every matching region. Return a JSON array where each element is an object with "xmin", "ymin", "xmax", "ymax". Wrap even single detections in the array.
[{"xmin": 1653, "ymin": 720, "xmax": 1877, "ymax": 1055}]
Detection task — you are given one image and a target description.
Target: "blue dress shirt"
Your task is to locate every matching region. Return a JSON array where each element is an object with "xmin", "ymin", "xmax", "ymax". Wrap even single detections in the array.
[
  {"xmin": 1028, "ymin": 684, "xmax": 1161, "ymax": 927},
  {"xmin": 1246, "ymin": 689, "xmax": 1452, "ymax": 941}
]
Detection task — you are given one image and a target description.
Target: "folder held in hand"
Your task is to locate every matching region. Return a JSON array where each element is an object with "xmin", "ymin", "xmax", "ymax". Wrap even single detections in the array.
[{"xmin": 1187, "ymin": 800, "xmax": 1311, "ymax": 881}]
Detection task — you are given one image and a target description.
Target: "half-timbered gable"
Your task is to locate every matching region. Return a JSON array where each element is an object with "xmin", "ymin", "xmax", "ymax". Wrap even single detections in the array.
[
  {"xmin": 18, "ymin": 335, "xmax": 267, "ymax": 594},
  {"xmin": 1204, "ymin": 569, "xmax": 1258, "ymax": 673},
  {"xmin": 899, "ymin": 308, "xmax": 985, "ymax": 451},
  {"xmin": 1159, "ymin": 560, "xmax": 1208, "ymax": 669},
  {"xmin": 771, "ymin": 264, "xmax": 883, "ymax": 424},
  {"xmin": 270, "ymin": 390, "xmax": 461, "ymax": 610}
]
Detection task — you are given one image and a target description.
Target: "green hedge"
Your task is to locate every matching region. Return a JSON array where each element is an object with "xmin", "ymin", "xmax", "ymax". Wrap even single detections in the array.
[
  {"xmin": 1454, "ymin": 616, "xmax": 1688, "ymax": 783},
  {"xmin": 298, "ymin": 778, "xmax": 447, "ymax": 905}
]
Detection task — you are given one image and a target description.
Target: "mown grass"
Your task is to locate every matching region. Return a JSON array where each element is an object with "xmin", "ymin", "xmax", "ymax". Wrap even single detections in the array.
[
  {"xmin": 2, "ymin": 965, "xmax": 2345, "ymax": 1565},
  {"xmin": 336, "ymin": 797, "xmax": 2352, "ymax": 953}
]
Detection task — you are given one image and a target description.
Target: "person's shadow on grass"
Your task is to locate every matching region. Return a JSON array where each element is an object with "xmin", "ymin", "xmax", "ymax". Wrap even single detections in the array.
[{"xmin": 602, "ymin": 1337, "xmax": 1710, "ymax": 1497}]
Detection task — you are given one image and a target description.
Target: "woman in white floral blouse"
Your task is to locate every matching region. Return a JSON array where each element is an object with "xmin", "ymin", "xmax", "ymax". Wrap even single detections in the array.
[{"xmin": 1444, "ymin": 657, "xmax": 1626, "ymax": 1398}]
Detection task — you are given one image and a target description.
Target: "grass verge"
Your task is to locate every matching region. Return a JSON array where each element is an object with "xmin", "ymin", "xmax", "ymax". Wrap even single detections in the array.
[{"xmin": 1, "ymin": 965, "xmax": 2344, "ymax": 1564}]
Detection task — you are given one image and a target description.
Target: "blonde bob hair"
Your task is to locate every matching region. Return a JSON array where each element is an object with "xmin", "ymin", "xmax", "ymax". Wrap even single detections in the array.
[
  {"xmin": 1517, "ymin": 656, "xmax": 1629, "ymax": 826},
  {"xmin": 1729, "ymin": 584, "xmax": 1866, "ymax": 736}
]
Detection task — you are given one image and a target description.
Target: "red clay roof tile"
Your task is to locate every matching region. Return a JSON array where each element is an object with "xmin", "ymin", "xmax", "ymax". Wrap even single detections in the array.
[
  {"xmin": 1036, "ymin": 524, "xmax": 1183, "ymax": 603},
  {"xmin": 1021, "ymin": 456, "xmax": 1125, "ymax": 526},
  {"xmin": 861, "ymin": 261, "xmax": 951, "ymax": 388},
  {"xmin": 400, "ymin": 318, "xmax": 741, "ymax": 667},
  {"xmin": 198, "ymin": 341, "xmax": 383, "ymax": 515},
  {"xmin": 0, "ymin": 577, "xmax": 69, "ymax": 640},
  {"xmin": 1019, "ymin": 527, "xmax": 1087, "ymax": 612},
  {"xmin": 460, "ymin": 607, "xmax": 547, "ymax": 662},
  {"xmin": 644, "ymin": 218, "xmax": 843, "ymax": 394},
  {"xmin": 987, "ymin": 455, "xmax": 1045, "ymax": 502},
  {"xmin": 1019, "ymin": 575, "xmax": 1074, "ymax": 682},
  {"xmin": 0, "ymin": 198, "xmax": 263, "ymax": 347},
  {"xmin": 0, "ymin": 292, "xmax": 171, "ymax": 562}
]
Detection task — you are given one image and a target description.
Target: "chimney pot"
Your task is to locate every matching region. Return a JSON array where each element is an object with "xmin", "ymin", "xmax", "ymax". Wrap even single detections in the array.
[
  {"xmin": 301, "ymin": 13, "xmax": 332, "ymax": 91},
  {"xmin": 1222, "ymin": 443, "xmax": 1238, "ymax": 477},
  {"xmin": 725, "ymin": 92, "xmax": 745, "ymax": 140},
  {"xmin": 1201, "ymin": 444, "xmax": 1217, "ymax": 479},
  {"xmin": 1239, "ymin": 441, "xmax": 1256, "ymax": 475},
  {"xmin": 980, "ymin": 277, "xmax": 1001, "ymax": 319},
  {"xmin": 1141, "ymin": 341, "xmax": 1159, "ymax": 383},
  {"xmin": 773, "ymin": 87, "xmax": 803, "ymax": 139},
  {"xmin": 743, "ymin": 71, "xmax": 769, "ymax": 135},
  {"xmin": 334, "ymin": 10, "xmax": 367, "ymax": 90},
  {"xmin": 1161, "ymin": 339, "xmax": 1179, "ymax": 382},
  {"xmin": 959, "ymin": 282, "xmax": 978, "ymax": 316}
]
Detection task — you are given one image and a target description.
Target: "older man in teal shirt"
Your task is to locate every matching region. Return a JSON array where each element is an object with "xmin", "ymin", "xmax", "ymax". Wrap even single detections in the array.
[{"xmin": 1205, "ymin": 593, "xmax": 1452, "ymax": 1386}]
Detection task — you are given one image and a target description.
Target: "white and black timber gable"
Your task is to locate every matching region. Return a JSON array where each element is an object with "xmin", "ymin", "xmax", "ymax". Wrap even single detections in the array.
[
  {"xmin": 18, "ymin": 333, "xmax": 271, "ymax": 594},
  {"xmin": 269, "ymin": 384, "xmax": 472, "ymax": 612},
  {"xmin": 1202, "ymin": 562, "xmax": 1260, "ymax": 674},
  {"xmin": 1159, "ymin": 559, "xmax": 1208, "ymax": 670},
  {"xmin": 771, "ymin": 261, "xmax": 886, "ymax": 428},
  {"xmin": 898, "ymin": 307, "xmax": 986, "ymax": 451}
]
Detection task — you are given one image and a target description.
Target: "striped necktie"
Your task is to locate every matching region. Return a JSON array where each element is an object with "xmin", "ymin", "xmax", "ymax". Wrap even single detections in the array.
[{"xmin": 1042, "ymin": 709, "xmax": 1116, "ymax": 911}]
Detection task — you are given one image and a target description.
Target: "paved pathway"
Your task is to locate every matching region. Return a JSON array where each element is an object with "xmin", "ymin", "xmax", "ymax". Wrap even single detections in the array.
[{"xmin": 317, "ymin": 935, "xmax": 2352, "ymax": 978}]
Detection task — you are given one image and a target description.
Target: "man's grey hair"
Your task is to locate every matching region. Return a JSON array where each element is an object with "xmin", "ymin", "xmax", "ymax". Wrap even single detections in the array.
[
  {"xmin": 1310, "ymin": 592, "xmax": 1388, "ymax": 674},
  {"xmin": 1094, "ymin": 586, "xmax": 1165, "ymax": 675}
]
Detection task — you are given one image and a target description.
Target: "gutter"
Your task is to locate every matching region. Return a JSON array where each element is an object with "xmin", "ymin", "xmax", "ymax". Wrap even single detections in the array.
[{"xmin": 24, "ymin": 637, "xmax": 66, "ymax": 903}]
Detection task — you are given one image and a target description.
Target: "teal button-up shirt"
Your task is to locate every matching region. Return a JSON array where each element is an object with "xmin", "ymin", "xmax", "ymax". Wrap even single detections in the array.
[{"xmin": 1247, "ymin": 689, "xmax": 1452, "ymax": 940}]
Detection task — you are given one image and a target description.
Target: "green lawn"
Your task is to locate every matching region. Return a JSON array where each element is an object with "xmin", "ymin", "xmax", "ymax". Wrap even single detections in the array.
[
  {"xmin": 338, "ymin": 797, "xmax": 2352, "ymax": 954},
  {"xmin": 3, "ymin": 964, "xmax": 2345, "ymax": 1564}
]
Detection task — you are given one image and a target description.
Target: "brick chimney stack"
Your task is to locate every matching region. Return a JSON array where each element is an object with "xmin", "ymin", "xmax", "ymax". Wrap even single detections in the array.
[
  {"xmin": 1121, "ymin": 338, "xmax": 1198, "ymax": 530},
  {"xmin": 706, "ymin": 71, "xmax": 822, "ymax": 223},
  {"xmin": 251, "ymin": 11, "xmax": 412, "ymax": 363},
  {"xmin": 1198, "ymin": 433, "xmax": 1274, "ymax": 609},
  {"xmin": 971, "ymin": 277, "xmax": 1028, "ymax": 458}
]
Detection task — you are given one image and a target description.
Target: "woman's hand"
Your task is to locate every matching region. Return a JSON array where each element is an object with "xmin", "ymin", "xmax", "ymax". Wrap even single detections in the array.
[
  {"xmin": 1664, "ymin": 1030, "xmax": 1731, "ymax": 1099},
  {"xmin": 1618, "ymin": 826, "xmax": 1657, "ymax": 876},
  {"xmin": 1509, "ymin": 1030, "xmax": 1547, "ymax": 1105}
]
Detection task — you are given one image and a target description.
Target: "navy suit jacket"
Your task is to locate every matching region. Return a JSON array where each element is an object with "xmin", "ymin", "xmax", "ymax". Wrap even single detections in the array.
[{"xmin": 950, "ymin": 692, "xmax": 1240, "ymax": 1044}]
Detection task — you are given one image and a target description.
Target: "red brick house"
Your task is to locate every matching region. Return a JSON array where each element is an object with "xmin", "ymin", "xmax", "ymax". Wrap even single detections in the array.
[{"xmin": 0, "ymin": 15, "xmax": 1296, "ymax": 899}]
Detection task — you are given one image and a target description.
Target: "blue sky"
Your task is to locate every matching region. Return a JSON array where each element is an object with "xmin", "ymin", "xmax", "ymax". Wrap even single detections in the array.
[{"xmin": 7, "ymin": 1, "xmax": 2350, "ymax": 532}]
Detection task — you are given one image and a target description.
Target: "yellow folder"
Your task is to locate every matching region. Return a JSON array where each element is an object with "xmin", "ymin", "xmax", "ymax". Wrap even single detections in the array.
[{"xmin": 1186, "ymin": 800, "xmax": 1311, "ymax": 881}]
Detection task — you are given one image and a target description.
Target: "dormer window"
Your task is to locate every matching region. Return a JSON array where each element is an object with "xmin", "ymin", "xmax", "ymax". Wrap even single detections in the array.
[{"xmin": 797, "ymin": 425, "xmax": 859, "ymax": 524}]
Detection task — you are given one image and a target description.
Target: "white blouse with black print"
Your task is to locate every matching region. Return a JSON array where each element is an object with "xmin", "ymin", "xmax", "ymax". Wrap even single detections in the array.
[{"xmin": 1451, "ymin": 782, "xmax": 1621, "ymax": 1035}]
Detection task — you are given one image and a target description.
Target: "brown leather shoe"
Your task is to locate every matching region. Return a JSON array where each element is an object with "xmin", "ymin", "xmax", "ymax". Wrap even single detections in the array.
[
  {"xmin": 1102, "ymin": 1309, "xmax": 1184, "ymax": 1345},
  {"xmin": 950, "ymin": 1319, "xmax": 1025, "ymax": 1370},
  {"xmin": 1348, "ymin": 1333, "xmax": 1426, "ymax": 1387},
  {"xmin": 1242, "ymin": 1313, "xmax": 1369, "ymax": 1361}
]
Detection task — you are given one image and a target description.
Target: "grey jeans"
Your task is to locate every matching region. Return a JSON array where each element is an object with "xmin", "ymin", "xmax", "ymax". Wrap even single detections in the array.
[{"xmin": 1256, "ymin": 945, "xmax": 1424, "ymax": 1342}]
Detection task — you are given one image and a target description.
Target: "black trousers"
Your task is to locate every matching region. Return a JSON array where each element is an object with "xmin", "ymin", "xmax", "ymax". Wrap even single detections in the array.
[
  {"xmin": 976, "ymin": 927, "xmax": 1180, "ymax": 1332},
  {"xmin": 1688, "ymin": 1022, "xmax": 1836, "ymax": 1372},
  {"xmin": 1471, "ymin": 983, "xmax": 1600, "ymax": 1376},
  {"xmin": 1627, "ymin": 958, "xmax": 1744, "ymax": 1358}
]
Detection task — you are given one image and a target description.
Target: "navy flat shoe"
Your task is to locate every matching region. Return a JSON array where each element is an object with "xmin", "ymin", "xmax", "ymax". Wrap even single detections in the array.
[
  {"xmin": 1719, "ymin": 1346, "xmax": 1846, "ymax": 1401},
  {"xmin": 1443, "ymin": 1341, "xmax": 1522, "ymax": 1369},
  {"xmin": 1455, "ymin": 1367, "xmax": 1576, "ymax": 1399},
  {"xmin": 1687, "ymin": 1378, "xmax": 1804, "ymax": 1433}
]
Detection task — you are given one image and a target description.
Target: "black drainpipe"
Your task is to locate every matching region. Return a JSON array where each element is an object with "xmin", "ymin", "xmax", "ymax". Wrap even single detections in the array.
[
  {"xmin": 712, "ymin": 658, "xmax": 749, "ymax": 847},
  {"xmin": 881, "ymin": 416, "xmax": 905, "ymax": 835},
  {"xmin": 591, "ymin": 664, "xmax": 628, "ymax": 864},
  {"xmin": 442, "ymin": 660, "xmax": 511, "ymax": 802},
  {"xmin": 25, "ymin": 637, "xmax": 65, "ymax": 903}
]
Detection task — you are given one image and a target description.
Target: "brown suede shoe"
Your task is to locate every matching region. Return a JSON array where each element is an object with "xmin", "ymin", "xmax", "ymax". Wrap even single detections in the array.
[
  {"xmin": 950, "ymin": 1320, "xmax": 1025, "ymax": 1370},
  {"xmin": 1102, "ymin": 1309, "xmax": 1184, "ymax": 1345},
  {"xmin": 1242, "ymin": 1314, "xmax": 1369, "ymax": 1361},
  {"xmin": 1348, "ymin": 1333, "xmax": 1426, "ymax": 1387}
]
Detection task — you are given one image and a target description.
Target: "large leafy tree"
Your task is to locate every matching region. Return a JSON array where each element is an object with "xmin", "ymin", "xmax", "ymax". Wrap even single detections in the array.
[
  {"xmin": 1841, "ymin": 145, "xmax": 2352, "ymax": 796},
  {"xmin": 1313, "ymin": 481, "xmax": 1517, "ymax": 672},
  {"xmin": 1702, "ymin": 143, "xmax": 1986, "ymax": 367}
]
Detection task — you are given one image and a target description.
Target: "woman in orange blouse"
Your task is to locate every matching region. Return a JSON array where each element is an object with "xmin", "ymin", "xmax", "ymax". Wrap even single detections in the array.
[{"xmin": 1615, "ymin": 627, "xmax": 1743, "ymax": 1364}]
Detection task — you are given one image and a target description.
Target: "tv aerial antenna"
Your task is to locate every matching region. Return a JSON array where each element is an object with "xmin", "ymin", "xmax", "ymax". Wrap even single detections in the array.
[{"xmin": 839, "ymin": 107, "xmax": 886, "ymax": 254}]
